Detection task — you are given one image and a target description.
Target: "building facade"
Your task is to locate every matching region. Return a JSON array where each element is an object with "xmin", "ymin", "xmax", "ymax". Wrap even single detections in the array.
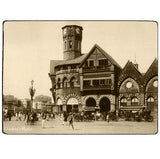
[{"xmin": 49, "ymin": 25, "xmax": 158, "ymax": 115}]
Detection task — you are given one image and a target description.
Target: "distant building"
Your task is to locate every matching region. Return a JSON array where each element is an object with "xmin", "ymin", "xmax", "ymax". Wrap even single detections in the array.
[
  {"xmin": 3, "ymin": 95, "xmax": 23, "ymax": 113},
  {"xmin": 21, "ymin": 98, "xmax": 31, "ymax": 110},
  {"xmin": 33, "ymin": 95, "xmax": 52, "ymax": 112},
  {"xmin": 49, "ymin": 25, "xmax": 158, "ymax": 115}
]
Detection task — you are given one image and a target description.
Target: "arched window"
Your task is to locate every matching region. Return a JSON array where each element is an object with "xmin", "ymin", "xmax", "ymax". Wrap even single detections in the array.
[
  {"xmin": 57, "ymin": 78, "xmax": 61, "ymax": 89},
  {"xmin": 63, "ymin": 77, "xmax": 68, "ymax": 88},
  {"xmin": 147, "ymin": 96, "xmax": 154, "ymax": 111},
  {"xmin": 69, "ymin": 41, "xmax": 73, "ymax": 49},
  {"xmin": 131, "ymin": 97, "xmax": 139, "ymax": 106},
  {"xmin": 70, "ymin": 77, "xmax": 76, "ymax": 87},
  {"xmin": 120, "ymin": 97, "xmax": 127, "ymax": 106},
  {"xmin": 147, "ymin": 97, "xmax": 154, "ymax": 102}
]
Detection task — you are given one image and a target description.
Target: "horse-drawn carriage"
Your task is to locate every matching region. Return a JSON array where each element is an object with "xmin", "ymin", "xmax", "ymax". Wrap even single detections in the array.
[{"xmin": 119, "ymin": 106, "xmax": 153, "ymax": 122}]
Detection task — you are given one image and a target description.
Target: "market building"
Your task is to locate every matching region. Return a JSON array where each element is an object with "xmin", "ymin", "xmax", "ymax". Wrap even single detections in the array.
[{"xmin": 49, "ymin": 25, "xmax": 158, "ymax": 115}]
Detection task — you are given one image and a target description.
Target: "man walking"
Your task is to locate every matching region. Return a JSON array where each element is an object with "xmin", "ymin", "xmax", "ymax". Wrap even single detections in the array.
[
  {"xmin": 67, "ymin": 112, "xmax": 74, "ymax": 130},
  {"xmin": 41, "ymin": 111, "xmax": 47, "ymax": 129}
]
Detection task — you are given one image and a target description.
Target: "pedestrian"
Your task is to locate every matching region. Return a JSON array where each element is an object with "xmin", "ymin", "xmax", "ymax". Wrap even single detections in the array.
[
  {"xmin": 16, "ymin": 112, "xmax": 19, "ymax": 121},
  {"xmin": 67, "ymin": 112, "xmax": 74, "ymax": 130},
  {"xmin": 63, "ymin": 111, "xmax": 68, "ymax": 126},
  {"xmin": 18, "ymin": 112, "xmax": 22, "ymax": 121},
  {"xmin": 106, "ymin": 112, "xmax": 110, "ymax": 123},
  {"xmin": 41, "ymin": 111, "xmax": 47, "ymax": 128},
  {"xmin": 25, "ymin": 112, "xmax": 30, "ymax": 125},
  {"xmin": 7, "ymin": 111, "xmax": 12, "ymax": 121}
]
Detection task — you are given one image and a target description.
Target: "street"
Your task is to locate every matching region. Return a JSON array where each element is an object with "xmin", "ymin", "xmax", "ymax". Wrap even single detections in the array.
[{"xmin": 3, "ymin": 117, "xmax": 158, "ymax": 134}]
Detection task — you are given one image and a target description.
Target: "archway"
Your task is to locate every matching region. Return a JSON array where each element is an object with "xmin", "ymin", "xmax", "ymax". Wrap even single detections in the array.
[
  {"xmin": 57, "ymin": 98, "xmax": 63, "ymax": 112},
  {"xmin": 99, "ymin": 97, "xmax": 110, "ymax": 112},
  {"xmin": 66, "ymin": 97, "xmax": 79, "ymax": 113},
  {"xmin": 86, "ymin": 98, "xmax": 96, "ymax": 107}
]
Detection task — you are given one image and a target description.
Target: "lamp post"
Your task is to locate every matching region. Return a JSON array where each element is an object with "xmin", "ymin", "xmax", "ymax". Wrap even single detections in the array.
[{"xmin": 29, "ymin": 80, "xmax": 36, "ymax": 112}]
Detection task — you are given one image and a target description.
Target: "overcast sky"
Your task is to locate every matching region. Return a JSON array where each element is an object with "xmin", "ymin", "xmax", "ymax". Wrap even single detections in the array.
[{"xmin": 3, "ymin": 21, "xmax": 157, "ymax": 99}]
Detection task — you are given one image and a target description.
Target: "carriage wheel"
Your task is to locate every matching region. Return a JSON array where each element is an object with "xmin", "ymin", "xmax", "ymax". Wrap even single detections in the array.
[{"xmin": 147, "ymin": 116, "xmax": 153, "ymax": 122}]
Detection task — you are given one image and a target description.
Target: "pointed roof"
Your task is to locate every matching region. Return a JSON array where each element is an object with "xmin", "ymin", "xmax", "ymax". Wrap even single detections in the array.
[
  {"xmin": 144, "ymin": 58, "xmax": 158, "ymax": 77},
  {"xmin": 118, "ymin": 60, "xmax": 143, "ymax": 88},
  {"xmin": 143, "ymin": 58, "xmax": 158, "ymax": 85},
  {"xmin": 79, "ymin": 44, "xmax": 122, "ymax": 69}
]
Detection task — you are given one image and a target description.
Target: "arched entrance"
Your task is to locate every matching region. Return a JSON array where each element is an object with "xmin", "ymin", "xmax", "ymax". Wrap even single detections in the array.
[
  {"xmin": 99, "ymin": 97, "xmax": 110, "ymax": 113},
  {"xmin": 57, "ymin": 98, "xmax": 63, "ymax": 112},
  {"xmin": 66, "ymin": 97, "xmax": 79, "ymax": 113},
  {"xmin": 86, "ymin": 98, "xmax": 96, "ymax": 107}
]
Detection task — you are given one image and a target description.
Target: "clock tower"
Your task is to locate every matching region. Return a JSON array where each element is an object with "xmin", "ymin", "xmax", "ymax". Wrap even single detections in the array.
[{"xmin": 62, "ymin": 25, "xmax": 83, "ymax": 60}]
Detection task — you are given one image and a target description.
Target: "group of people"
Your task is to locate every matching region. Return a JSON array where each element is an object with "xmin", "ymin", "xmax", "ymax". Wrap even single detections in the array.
[{"xmin": 41, "ymin": 111, "xmax": 74, "ymax": 129}]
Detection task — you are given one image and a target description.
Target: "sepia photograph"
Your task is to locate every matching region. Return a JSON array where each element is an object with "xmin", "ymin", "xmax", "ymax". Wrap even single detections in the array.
[{"xmin": 2, "ymin": 21, "xmax": 158, "ymax": 134}]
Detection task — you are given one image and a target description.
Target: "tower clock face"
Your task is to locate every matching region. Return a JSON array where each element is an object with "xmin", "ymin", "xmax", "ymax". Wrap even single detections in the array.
[{"xmin": 76, "ymin": 28, "xmax": 80, "ymax": 34}]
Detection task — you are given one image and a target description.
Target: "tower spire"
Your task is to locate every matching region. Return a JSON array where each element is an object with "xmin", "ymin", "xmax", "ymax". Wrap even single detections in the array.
[{"xmin": 133, "ymin": 53, "xmax": 138, "ymax": 69}]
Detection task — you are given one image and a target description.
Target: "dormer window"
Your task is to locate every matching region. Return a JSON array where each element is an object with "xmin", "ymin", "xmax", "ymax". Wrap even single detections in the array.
[{"xmin": 89, "ymin": 60, "xmax": 94, "ymax": 67}]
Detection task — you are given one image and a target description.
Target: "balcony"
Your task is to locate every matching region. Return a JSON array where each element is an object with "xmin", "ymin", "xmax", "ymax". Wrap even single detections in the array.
[
  {"xmin": 56, "ymin": 68, "xmax": 79, "ymax": 75},
  {"xmin": 83, "ymin": 84, "xmax": 111, "ymax": 91},
  {"xmin": 83, "ymin": 65, "xmax": 110, "ymax": 73}
]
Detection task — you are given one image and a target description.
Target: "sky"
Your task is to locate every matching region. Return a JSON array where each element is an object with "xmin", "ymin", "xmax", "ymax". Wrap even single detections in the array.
[{"xmin": 3, "ymin": 21, "xmax": 157, "ymax": 99}]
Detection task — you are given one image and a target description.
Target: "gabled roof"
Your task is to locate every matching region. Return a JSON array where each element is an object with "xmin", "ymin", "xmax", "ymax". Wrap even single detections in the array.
[
  {"xmin": 144, "ymin": 58, "xmax": 158, "ymax": 77},
  {"xmin": 79, "ymin": 44, "xmax": 122, "ymax": 69},
  {"xmin": 143, "ymin": 58, "xmax": 158, "ymax": 85},
  {"xmin": 118, "ymin": 60, "xmax": 143, "ymax": 87},
  {"xmin": 123, "ymin": 60, "xmax": 143, "ymax": 76}
]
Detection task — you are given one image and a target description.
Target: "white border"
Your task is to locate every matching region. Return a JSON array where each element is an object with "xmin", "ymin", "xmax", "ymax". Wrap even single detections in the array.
[{"xmin": 0, "ymin": 1, "xmax": 159, "ymax": 159}]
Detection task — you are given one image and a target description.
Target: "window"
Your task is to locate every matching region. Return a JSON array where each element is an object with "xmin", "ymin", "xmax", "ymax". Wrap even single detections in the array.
[
  {"xmin": 83, "ymin": 80, "xmax": 91, "ymax": 87},
  {"xmin": 147, "ymin": 97, "xmax": 154, "ymax": 102},
  {"xmin": 89, "ymin": 60, "xmax": 94, "ymax": 67},
  {"xmin": 77, "ymin": 41, "xmax": 80, "ymax": 49},
  {"xmin": 153, "ymin": 80, "xmax": 158, "ymax": 87},
  {"xmin": 69, "ymin": 41, "xmax": 73, "ymax": 49},
  {"xmin": 63, "ymin": 65, "xmax": 68, "ymax": 70},
  {"xmin": 64, "ymin": 41, "xmax": 67, "ymax": 50},
  {"xmin": 70, "ymin": 77, "xmax": 76, "ymax": 87},
  {"xmin": 93, "ymin": 80, "xmax": 99, "ymax": 86},
  {"xmin": 131, "ymin": 97, "xmax": 139, "ymax": 106},
  {"xmin": 126, "ymin": 82, "xmax": 132, "ymax": 88},
  {"xmin": 120, "ymin": 97, "xmax": 127, "ymax": 106},
  {"xmin": 147, "ymin": 97, "xmax": 154, "ymax": 111},
  {"xmin": 71, "ymin": 65, "xmax": 76, "ymax": 69},
  {"xmin": 99, "ymin": 59, "xmax": 108, "ymax": 66},
  {"xmin": 57, "ymin": 78, "xmax": 61, "ymax": 88},
  {"xmin": 63, "ymin": 77, "xmax": 68, "ymax": 88},
  {"xmin": 100, "ymin": 79, "xmax": 105, "ymax": 85},
  {"xmin": 106, "ymin": 79, "xmax": 111, "ymax": 85}
]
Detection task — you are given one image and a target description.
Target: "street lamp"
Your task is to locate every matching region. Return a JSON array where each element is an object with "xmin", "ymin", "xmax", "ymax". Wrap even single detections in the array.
[{"xmin": 29, "ymin": 80, "xmax": 36, "ymax": 112}]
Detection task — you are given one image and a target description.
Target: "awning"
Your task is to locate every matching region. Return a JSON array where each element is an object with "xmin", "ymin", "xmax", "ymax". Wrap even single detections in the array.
[
  {"xmin": 83, "ymin": 107, "xmax": 95, "ymax": 111},
  {"xmin": 67, "ymin": 98, "xmax": 78, "ymax": 105}
]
